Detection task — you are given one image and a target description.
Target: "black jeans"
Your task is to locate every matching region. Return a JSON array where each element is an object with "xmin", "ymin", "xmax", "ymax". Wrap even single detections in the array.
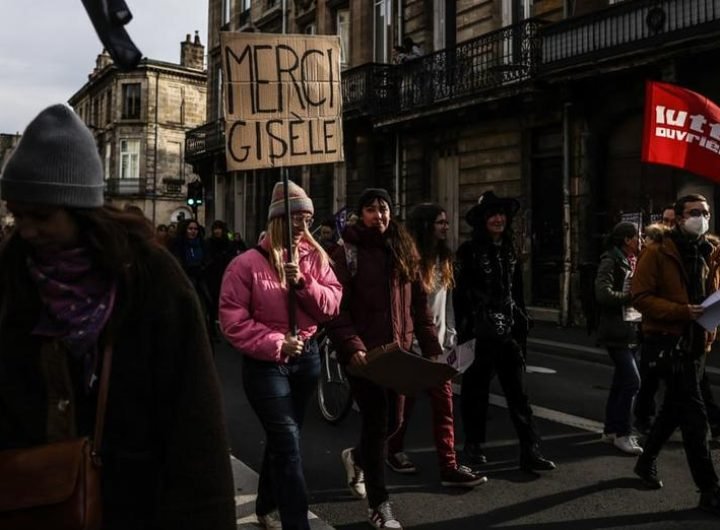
[
  {"xmin": 461, "ymin": 337, "xmax": 539, "ymax": 450},
  {"xmin": 347, "ymin": 374, "xmax": 392, "ymax": 509},
  {"xmin": 635, "ymin": 345, "xmax": 660, "ymax": 426},
  {"xmin": 643, "ymin": 357, "xmax": 718, "ymax": 491},
  {"xmin": 242, "ymin": 341, "xmax": 320, "ymax": 529}
]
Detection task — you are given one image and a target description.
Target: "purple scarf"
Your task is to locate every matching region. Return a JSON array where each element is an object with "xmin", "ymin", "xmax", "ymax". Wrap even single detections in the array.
[{"xmin": 27, "ymin": 247, "xmax": 116, "ymax": 389}]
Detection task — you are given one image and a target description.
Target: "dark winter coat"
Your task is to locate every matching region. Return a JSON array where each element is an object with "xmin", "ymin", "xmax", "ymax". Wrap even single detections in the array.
[
  {"xmin": 327, "ymin": 223, "xmax": 442, "ymax": 365},
  {"xmin": 454, "ymin": 237, "xmax": 528, "ymax": 344},
  {"xmin": 0, "ymin": 241, "xmax": 236, "ymax": 530},
  {"xmin": 594, "ymin": 247, "xmax": 637, "ymax": 348},
  {"xmin": 632, "ymin": 229, "xmax": 720, "ymax": 352}
]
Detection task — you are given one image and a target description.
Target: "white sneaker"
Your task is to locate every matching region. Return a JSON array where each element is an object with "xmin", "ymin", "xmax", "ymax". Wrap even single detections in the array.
[
  {"xmin": 613, "ymin": 435, "xmax": 643, "ymax": 455},
  {"xmin": 341, "ymin": 447, "xmax": 366, "ymax": 498},
  {"xmin": 368, "ymin": 501, "xmax": 403, "ymax": 529}
]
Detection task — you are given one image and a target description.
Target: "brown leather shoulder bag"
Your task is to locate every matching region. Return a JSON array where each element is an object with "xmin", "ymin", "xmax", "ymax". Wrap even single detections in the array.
[{"xmin": 0, "ymin": 342, "xmax": 113, "ymax": 530}]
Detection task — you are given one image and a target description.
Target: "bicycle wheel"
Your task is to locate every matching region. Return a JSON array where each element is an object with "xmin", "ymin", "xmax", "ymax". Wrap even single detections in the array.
[{"xmin": 317, "ymin": 343, "xmax": 353, "ymax": 425}]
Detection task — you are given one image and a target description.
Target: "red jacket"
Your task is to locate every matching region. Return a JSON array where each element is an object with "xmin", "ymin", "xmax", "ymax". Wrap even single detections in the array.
[{"xmin": 327, "ymin": 223, "xmax": 442, "ymax": 365}]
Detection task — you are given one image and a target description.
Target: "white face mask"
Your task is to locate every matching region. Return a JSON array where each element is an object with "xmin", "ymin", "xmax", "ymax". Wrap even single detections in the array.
[{"xmin": 682, "ymin": 215, "xmax": 710, "ymax": 237}]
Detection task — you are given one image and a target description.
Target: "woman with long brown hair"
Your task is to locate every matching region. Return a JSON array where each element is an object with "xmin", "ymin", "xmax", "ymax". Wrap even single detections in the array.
[
  {"xmin": 328, "ymin": 189, "xmax": 443, "ymax": 529},
  {"xmin": 384, "ymin": 203, "xmax": 485, "ymax": 488}
]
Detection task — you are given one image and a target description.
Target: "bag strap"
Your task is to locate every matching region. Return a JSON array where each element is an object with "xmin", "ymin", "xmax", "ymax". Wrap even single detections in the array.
[{"xmin": 91, "ymin": 341, "xmax": 113, "ymax": 465}]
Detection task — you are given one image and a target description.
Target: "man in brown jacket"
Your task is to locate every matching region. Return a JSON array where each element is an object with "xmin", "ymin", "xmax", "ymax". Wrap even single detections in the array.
[{"xmin": 631, "ymin": 193, "xmax": 720, "ymax": 515}]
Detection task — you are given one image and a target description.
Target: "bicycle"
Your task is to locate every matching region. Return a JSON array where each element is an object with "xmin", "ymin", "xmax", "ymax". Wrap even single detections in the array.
[{"xmin": 316, "ymin": 330, "xmax": 353, "ymax": 424}]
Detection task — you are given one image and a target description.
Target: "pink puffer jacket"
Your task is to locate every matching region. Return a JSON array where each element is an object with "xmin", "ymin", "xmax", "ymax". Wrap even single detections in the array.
[{"xmin": 219, "ymin": 238, "xmax": 342, "ymax": 363}]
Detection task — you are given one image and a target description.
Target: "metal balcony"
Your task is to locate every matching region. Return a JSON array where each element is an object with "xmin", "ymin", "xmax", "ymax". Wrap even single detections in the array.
[
  {"xmin": 340, "ymin": 20, "xmax": 541, "ymax": 120},
  {"xmin": 541, "ymin": 0, "xmax": 720, "ymax": 72},
  {"xmin": 185, "ymin": 119, "xmax": 225, "ymax": 163},
  {"xmin": 342, "ymin": 63, "xmax": 396, "ymax": 119}
]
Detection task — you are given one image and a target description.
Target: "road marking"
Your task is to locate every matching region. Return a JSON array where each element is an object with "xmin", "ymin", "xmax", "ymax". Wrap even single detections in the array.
[
  {"xmin": 488, "ymin": 393, "xmax": 604, "ymax": 432},
  {"xmin": 528, "ymin": 337, "xmax": 606, "ymax": 355},
  {"xmin": 525, "ymin": 365, "xmax": 557, "ymax": 374}
]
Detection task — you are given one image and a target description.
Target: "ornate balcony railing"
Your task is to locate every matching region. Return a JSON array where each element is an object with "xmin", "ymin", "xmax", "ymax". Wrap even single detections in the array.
[
  {"xmin": 341, "ymin": 20, "xmax": 541, "ymax": 118},
  {"xmin": 541, "ymin": 0, "xmax": 720, "ymax": 69},
  {"xmin": 342, "ymin": 63, "xmax": 396, "ymax": 118},
  {"xmin": 185, "ymin": 119, "xmax": 225, "ymax": 162},
  {"xmin": 105, "ymin": 178, "xmax": 144, "ymax": 195},
  {"xmin": 395, "ymin": 20, "xmax": 541, "ymax": 113}
]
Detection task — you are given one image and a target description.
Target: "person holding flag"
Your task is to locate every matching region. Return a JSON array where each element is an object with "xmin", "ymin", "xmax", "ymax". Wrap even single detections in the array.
[{"xmin": 219, "ymin": 180, "xmax": 342, "ymax": 529}]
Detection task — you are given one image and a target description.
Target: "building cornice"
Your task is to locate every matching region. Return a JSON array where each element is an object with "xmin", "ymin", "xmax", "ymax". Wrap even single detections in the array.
[{"xmin": 69, "ymin": 59, "xmax": 207, "ymax": 104}]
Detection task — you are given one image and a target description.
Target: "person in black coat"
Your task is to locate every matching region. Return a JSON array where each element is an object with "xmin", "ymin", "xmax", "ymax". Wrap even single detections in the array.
[
  {"xmin": 454, "ymin": 190, "xmax": 555, "ymax": 473},
  {"xmin": 0, "ymin": 104, "xmax": 235, "ymax": 529}
]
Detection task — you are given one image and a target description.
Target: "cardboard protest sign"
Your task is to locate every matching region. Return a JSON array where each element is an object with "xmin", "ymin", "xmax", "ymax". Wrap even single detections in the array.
[{"xmin": 220, "ymin": 32, "xmax": 344, "ymax": 171}]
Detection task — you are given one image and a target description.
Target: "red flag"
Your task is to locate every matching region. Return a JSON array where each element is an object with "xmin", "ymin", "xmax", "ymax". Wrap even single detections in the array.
[{"xmin": 642, "ymin": 81, "xmax": 720, "ymax": 183}]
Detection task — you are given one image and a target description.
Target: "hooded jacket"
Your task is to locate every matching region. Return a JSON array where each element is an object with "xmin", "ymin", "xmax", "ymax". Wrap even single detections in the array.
[{"xmin": 327, "ymin": 223, "xmax": 442, "ymax": 365}]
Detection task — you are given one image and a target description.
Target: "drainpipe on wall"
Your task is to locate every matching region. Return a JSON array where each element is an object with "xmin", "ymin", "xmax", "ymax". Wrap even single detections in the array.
[
  {"xmin": 152, "ymin": 71, "xmax": 160, "ymax": 225},
  {"xmin": 281, "ymin": 0, "xmax": 287, "ymax": 34},
  {"xmin": 560, "ymin": 102, "xmax": 572, "ymax": 326}
]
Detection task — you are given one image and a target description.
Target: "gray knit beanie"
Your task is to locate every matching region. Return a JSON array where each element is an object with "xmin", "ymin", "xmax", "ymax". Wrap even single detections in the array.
[{"xmin": 1, "ymin": 104, "xmax": 104, "ymax": 208}]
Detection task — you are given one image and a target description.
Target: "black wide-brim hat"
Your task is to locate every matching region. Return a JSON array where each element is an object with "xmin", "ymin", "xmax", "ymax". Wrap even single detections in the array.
[{"xmin": 465, "ymin": 190, "xmax": 521, "ymax": 227}]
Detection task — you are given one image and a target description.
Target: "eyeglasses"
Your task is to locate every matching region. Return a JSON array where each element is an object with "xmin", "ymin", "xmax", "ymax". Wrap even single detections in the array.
[
  {"xmin": 291, "ymin": 214, "xmax": 314, "ymax": 227},
  {"xmin": 684, "ymin": 208, "xmax": 710, "ymax": 218}
]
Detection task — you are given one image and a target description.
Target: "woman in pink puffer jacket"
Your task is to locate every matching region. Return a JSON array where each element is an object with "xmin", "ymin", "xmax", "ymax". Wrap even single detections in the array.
[{"xmin": 219, "ymin": 180, "xmax": 341, "ymax": 530}]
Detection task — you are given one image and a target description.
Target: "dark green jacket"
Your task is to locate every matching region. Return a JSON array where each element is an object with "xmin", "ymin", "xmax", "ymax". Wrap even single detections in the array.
[
  {"xmin": 0, "ymin": 240, "xmax": 235, "ymax": 530},
  {"xmin": 594, "ymin": 247, "xmax": 638, "ymax": 348}
]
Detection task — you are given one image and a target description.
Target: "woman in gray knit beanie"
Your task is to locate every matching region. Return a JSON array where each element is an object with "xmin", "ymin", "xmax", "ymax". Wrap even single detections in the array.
[{"xmin": 0, "ymin": 104, "xmax": 235, "ymax": 529}]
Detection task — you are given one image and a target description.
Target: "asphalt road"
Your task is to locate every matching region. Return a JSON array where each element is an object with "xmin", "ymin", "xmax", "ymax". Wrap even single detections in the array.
[{"xmin": 217, "ymin": 341, "xmax": 720, "ymax": 529}]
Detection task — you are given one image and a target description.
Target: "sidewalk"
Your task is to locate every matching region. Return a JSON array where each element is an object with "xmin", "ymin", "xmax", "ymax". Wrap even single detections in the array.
[
  {"xmin": 232, "ymin": 456, "xmax": 335, "ymax": 529},
  {"xmin": 528, "ymin": 320, "xmax": 720, "ymax": 382}
]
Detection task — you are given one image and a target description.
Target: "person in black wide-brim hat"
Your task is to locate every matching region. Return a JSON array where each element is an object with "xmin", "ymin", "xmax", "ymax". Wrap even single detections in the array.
[
  {"xmin": 454, "ymin": 190, "xmax": 556, "ymax": 473},
  {"xmin": 464, "ymin": 190, "xmax": 521, "ymax": 230}
]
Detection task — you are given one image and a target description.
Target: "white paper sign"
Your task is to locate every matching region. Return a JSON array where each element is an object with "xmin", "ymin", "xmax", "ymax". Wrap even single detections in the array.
[{"xmin": 698, "ymin": 290, "xmax": 720, "ymax": 332}]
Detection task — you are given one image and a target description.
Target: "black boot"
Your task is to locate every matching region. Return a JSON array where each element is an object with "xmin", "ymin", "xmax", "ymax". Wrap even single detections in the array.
[
  {"xmin": 634, "ymin": 455, "xmax": 663, "ymax": 489},
  {"xmin": 519, "ymin": 445, "xmax": 556, "ymax": 472},
  {"xmin": 464, "ymin": 442, "xmax": 487, "ymax": 464}
]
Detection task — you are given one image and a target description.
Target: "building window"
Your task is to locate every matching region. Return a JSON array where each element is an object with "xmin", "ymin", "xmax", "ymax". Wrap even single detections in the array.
[
  {"xmin": 337, "ymin": 9, "xmax": 350, "ymax": 66},
  {"xmin": 216, "ymin": 67, "xmax": 224, "ymax": 120},
  {"xmin": 105, "ymin": 90, "xmax": 112, "ymax": 124},
  {"xmin": 241, "ymin": 0, "xmax": 251, "ymax": 12},
  {"xmin": 119, "ymin": 139, "xmax": 140, "ymax": 179},
  {"xmin": 92, "ymin": 99, "xmax": 99, "ymax": 128},
  {"xmin": 104, "ymin": 142, "xmax": 111, "ymax": 180},
  {"xmin": 222, "ymin": 0, "xmax": 231, "ymax": 24},
  {"xmin": 121, "ymin": 83, "xmax": 141, "ymax": 119},
  {"xmin": 373, "ymin": 0, "xmax": 391, "ymax": 63}
]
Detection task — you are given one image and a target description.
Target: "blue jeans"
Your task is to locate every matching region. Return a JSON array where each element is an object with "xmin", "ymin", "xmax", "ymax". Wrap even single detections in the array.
[
  {"xmin": 604, "ymin": 347, "xmax": 640, "ymax": 437},
  {"xmin": 242, "ymin": 340, "xmax": 320, "ymax": 530}
]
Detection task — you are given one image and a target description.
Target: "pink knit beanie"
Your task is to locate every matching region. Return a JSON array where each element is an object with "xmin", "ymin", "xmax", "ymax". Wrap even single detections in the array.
[{"xmin": 267, "ymin": 180, "xmax": 314, "ymax": 220}]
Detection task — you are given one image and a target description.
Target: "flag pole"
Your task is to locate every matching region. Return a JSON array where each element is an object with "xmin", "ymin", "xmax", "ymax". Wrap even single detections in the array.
[{"xmin": 282, "ymin": 167, "xmax": 298, "ymax": 336}]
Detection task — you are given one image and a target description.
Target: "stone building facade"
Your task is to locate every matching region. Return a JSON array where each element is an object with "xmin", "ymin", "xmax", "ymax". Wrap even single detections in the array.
[
  {"xmin": 188, "ymin": 0, "xmax": 720, "ymax": 325},
  {"xmin": 70, "ymin": 33, "xmax": 208, "ymax": 226}
]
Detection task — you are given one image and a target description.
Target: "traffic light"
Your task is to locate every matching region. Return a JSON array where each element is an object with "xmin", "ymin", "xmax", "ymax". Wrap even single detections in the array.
[{"xmin": 186, "ymin": 180, "xmax": 204, "ymax": 208}]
